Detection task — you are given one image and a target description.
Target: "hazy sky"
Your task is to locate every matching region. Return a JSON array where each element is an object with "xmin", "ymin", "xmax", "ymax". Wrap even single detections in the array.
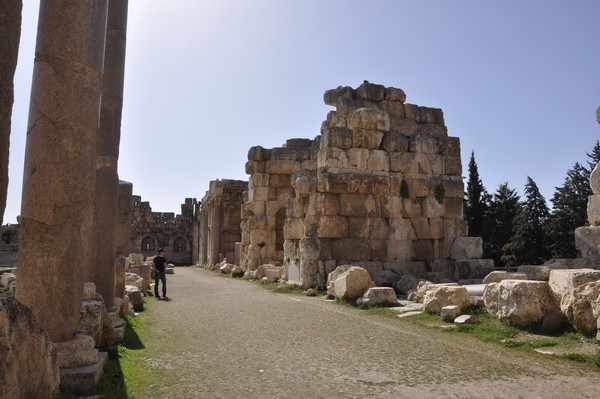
[{"xmin": 4, "ymin": 0, "xmax": 600, "ymax": 224}]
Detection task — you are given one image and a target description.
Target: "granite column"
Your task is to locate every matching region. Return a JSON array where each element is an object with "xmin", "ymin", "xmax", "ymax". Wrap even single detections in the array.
[
  {"xmin": 90, "ymin": 0, "xmax": 129, "ymax": 311},
  {"xmin": 15, "ymin": 0, "xmax": 108, "ymax": 343}
]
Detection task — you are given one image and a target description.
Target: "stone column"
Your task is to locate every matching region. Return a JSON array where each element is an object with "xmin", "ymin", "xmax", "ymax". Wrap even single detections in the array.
[
  {"xmin": 0, "ymin": 1, "xmax": 22, "ymax": 226},
  {"xmin": 15, "ymin": 0, "xmax": 108, "ymax": 343},
  {"xmin": 90, "ymin": 0, "xmax": 129, "ymax": 311},
  {"xmin": 210, "ymin": 204, "xmax": 222, "ymax": 265},
  {"xmin": 114, "ymin": 180, "xmax": 132, "ymax": 299}
]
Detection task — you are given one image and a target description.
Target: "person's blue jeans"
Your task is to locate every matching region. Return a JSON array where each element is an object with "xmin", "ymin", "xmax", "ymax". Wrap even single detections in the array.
[{"xmin": 155, "ymin": 271, "xmax": 167, "ymax": 297}]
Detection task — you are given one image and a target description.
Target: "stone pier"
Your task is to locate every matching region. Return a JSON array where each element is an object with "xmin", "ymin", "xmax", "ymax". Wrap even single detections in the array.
[
  {"xmin": 15, "ymin": 0, "xmax": 109, "ymax": 343},
  {"xmin": 0, "ymin": 0, "xmax": 22, "ymax": 226},
  {"xmin": 89, "ymin": 0, "xmax": 129, "ymax": 311}
]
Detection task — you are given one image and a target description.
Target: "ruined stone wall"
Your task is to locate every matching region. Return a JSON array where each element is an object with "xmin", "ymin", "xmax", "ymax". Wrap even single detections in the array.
[
  {"xmin": 130, "ymin": 196, "xmax": 195, "ymax": 265},
  {"xmin": 241, "ymin": 138, "xmax": 319, "ymax": 269},
  {"xmin": 195, "ymin": 179, "xmax": 246, "ymax": 265},
  {"xmin": 239, "ymin": 83, "xmax": 490, "ymax": 288}
]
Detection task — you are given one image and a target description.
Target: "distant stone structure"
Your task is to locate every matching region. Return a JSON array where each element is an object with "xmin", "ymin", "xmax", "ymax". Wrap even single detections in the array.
[
  {"xmin": 241, "ymin": 82, "xmax": 493, "ymax": 289},
  {"xmin": 130, "ymin": 195, "xmax": 196, "ymax": 265},
  {"xmin": 195, "ymin": 179, "xmax": 246, "ymax": 266}
]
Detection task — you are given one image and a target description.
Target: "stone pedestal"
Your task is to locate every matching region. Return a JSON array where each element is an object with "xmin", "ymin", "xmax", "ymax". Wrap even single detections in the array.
[
  {"xmin": 56, "ymin": 334, "xmax": 107, "ymax": 393},
  {"xmin": 15, "ymin": 0, "xmax": 109, "ymax": 343}
]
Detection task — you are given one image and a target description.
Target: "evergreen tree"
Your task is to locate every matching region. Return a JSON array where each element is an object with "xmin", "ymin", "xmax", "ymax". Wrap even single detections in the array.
[
  {"xmin": 545, "ymin": 141, "xmax": 600, "ymax": 258},
  {"xmin": 502, "ymin": 177, "xmax": 550, "ymax": 266},
  {"xmin": 545, "ymin": 162, "xmax": 590, "ymax": 258},
  {"xmin": 465, "ymin": 151, "xmax": 489, "ymax": 237},
  {"xmin": 482, "ymin": 182, "xmax": 521, "ymax": 267}
]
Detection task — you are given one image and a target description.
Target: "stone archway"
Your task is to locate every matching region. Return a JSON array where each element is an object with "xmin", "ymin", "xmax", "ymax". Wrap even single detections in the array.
[
  {"xmin": 141, "ymin": 236, "xmax": 155, "ymax": 255},
  {"xmin": 173, "ymin": 236, "xmax": 187, "ymax": 253}
]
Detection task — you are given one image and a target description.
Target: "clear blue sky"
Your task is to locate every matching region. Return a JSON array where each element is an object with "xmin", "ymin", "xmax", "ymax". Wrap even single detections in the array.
[{"xmin": 4, "ymin": 0, "xmax": 600, "ymax": 224}]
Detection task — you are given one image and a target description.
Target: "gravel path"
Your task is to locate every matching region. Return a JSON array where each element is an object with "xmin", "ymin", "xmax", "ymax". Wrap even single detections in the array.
[{"xmin": 128, "ymin": 267, "xmax": 600, "ymax": 399}]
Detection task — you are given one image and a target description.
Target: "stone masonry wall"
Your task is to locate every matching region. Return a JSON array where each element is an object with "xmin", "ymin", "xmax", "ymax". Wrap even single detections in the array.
[
  {"xmin": 130, "ymin": 196, "xmax": 195, "ymax": 265},
  {"xmin": 241, "ymin": 138, "xmax": 319, "ymax": 269}
]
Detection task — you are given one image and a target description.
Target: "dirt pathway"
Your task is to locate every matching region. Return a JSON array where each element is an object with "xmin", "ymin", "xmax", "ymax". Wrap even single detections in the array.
[{"xmin": 127, "ymin": 267, "xmax": 599, "ymax": 399}]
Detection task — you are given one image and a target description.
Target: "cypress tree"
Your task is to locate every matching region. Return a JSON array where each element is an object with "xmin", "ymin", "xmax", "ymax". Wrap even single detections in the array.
[
  {"xmin": 482, "ymin": 182, "xmax": 521, "ymax": 267},
  {"xmin": 465, "ymin": 151, "xmax": 489, "ymax": 237}
]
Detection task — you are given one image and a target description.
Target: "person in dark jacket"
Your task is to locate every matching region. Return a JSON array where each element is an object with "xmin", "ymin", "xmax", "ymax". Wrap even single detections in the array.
[{"xmin": 152, "ymin": 249, "xmax": 168, "ymax": 300}]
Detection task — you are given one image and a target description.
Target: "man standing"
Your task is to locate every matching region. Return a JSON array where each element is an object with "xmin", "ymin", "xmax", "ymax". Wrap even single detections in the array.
[{"xmin": 153, "ymin": 249, "xmax": 168, "ymax": 300}]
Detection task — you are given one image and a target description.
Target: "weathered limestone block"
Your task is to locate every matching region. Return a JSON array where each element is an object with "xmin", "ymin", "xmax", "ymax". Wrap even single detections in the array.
[
  {"xmin": 408, "ymin": 134, "xmax": 441, "ymax": 154},
  {"xmin": 323, "ymin": 85, "xmax": 353, "ymax": 106},
  {"xmin": 575, "ymin": 226, "xmax": 600, "ymax": 257},
  {"xmin": 77, "ymin": 300, "xmax": 104, "ymax": 347},
  {"xmin": 517, "ymin": 265, "xmax": 565, "ymax": 281},
  {"xmin": 284, "ymin": 217, "xmax": 305, "ymax": 240},
  {"xmin": 333, "ymin": 266, "xmax": 373, "ymax": 300},
  {"xmin": 560, "ymin": 281, "xmax": 600, "ymax": 336},
  {"xmin": 418, "ymin": 106, "xmax": 444, "ymax": 125},
  {"xmin": 371, "ymin": 269, "xmax": 401, "ymax": 287},
  {"xmin": 265, "ymin": 266, "xmax": 283, "ymax": 282},
  {"xmin": 124, "ymin": 285, "xmax": 143, "ymax": 311},
  {"xmin": 338, "ymin": 193, "xmax": 374, "ymax": 217},
  {"xmin": 447, "ymin": 259, "xmax": 495, "ymax": 281},
  {"xmin": 128, "ymin": 253, "xmax": 144, "ymax": 264},
  {"xmin": 265, "ymin": 159, "xmax": 297, "ymax": 174},
  {"xmin": 300, "ymin": 259, "xmax": 323, "ymax": 288},
  {"xmin": 128, "ymin": 263, "xmax": 151, "ymax": 291},
  {"xmin": 441, "ymin": 305, "xmax": 461, "ymax": 322},
  {"xmin": 299, "ymin": 237, "xmax": 321, "ymax": 261},
  {"xmin": 336, "ymin": 96, "xmax": 378, "ymax": 117},
  {"xmin": 367, "ymin": 150, "xmax": 389, "ymax": 171},
  {"xmin": 590, "ymin": 162, "xmax": 600, "ymax": 195},
  {"xmin": 423, "ymin": 286, "xmax": 471, "ymax": 314},
  {"xmin": 0, "ymin": 272, "xmax": 16, "ymax": 288},
  {"xmin": 249, "ymin": 172, "xmax": 269, "ymax": 187},
  {"xmin": 55, "ymin": 334, "xmax": 98, "ymax": 369},
  {"xmin": 321, "ymin": 126, "xmax": 353, "ymax": 149},
  {"xmin": 548, "ymin": 269, "xmax": 600, "ymax": 300},
  {"xmin": 327, "ymin": 265, "xmax": 351, "ymax": 297},
  {"xmin": 248, "ymin": 145, "xmax": 270, "ymax": 161},
  {"xmin": 444, "ymin": 155, "xmax": 462, "ymax": 176},
  {"xmin": 483, "ymin": 280, "xmax": 559, "ymax": 327},
  {"xmin": 444, "ymin": 198, "xmax": 464, "ymax": 219},
  {"xmin": 587, "ymin": 195, "xmax": 600, "ymax": 226},
  {"xmin": 451, "ymin": 237, "xmax": 483, "ymax": 259},
  {"xmin": 0, "ymin": 298, "xmax": 60, "ymax": 399},
  {"xmin": 413, "ymin": 281, "xmax": 455, "ymax": 303},
  {"xmin": 115, "ymin": 256, "xmax": 129, "ymax": 298},
  {"xmin": 347, "ymin": 108, "xmax": 390, "ymax": 132},
  {"xmin": 393, "ymin": 274, "xmax": 424, "ymax": 295},
  {"xmin": 357, "ymin": 287, "xmax": 400, "ymax": 307},
  {"xmin": 125, "ymin": 272, "xmax": 144, "ymax": 291},
  {"xmin": 318, "ymin": 147, "xmax": 349, "ymax": 169},
  {"xmin": 356, "ymin": 81, "xmax": 385, "ymax": 102},
  {"xmin": 318, "ymin": 216, "xmax": 348, "ymax": 238},
  {"xmin": 219, "ymin": 262, "xmax": 233, "ymax": 274},
  {"xmin": 483, "ymin": 271, "xmax": 528, "ymax": 284},
  {"xmin": 381, "ymin": 131, "xmax": 408, "ymax": 152},
  {"xmin": 384, "ymin": 87, "xmax": 406, "ymax": 103},
  {"xmin": 332, "ymin": 239, "xmax": 370, "ymax": 261},
  {"xmin": 386, "ymin": 240, "xmax": 415, "ymax": 262}
]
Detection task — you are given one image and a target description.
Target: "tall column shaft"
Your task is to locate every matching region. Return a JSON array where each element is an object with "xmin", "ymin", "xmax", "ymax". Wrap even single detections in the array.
[
  {"xmin": 0, "ymin": 0, "xmax": 22, "ymax": 226},
  {"xmin": 90, "ymin": 0, "xmax": 129, "ymax": 310},
  {"xmin": 15, "ymin": 0, "xmax": 108, "ymax": 343}
]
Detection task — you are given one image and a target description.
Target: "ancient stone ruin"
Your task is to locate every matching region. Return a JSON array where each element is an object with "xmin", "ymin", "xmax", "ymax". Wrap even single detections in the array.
[{"xmin": 240, "ymin": 82, "xmax": 493, "ymax": 289}]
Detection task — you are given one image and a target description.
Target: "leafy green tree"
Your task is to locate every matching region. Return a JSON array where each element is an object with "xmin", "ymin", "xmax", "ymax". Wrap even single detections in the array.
[
  {"xmin": 545, "ymin": 162, "xmax": 591, "ymax": 258},
  {"xmin": 502, "ymin": 177, "xmax": 550, "ymax": 266},
  {"xmin": 482, "ymin": 182, "xmax": 521, "ymax": 267},
  {"xmin": 465, "ymin": 151, "xmax": 489, "ymax": 237}
]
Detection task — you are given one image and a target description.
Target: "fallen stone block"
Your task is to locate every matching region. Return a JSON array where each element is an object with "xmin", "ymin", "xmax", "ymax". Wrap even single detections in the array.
[
  {"xmin": 333, "ymin": 266, "xmax": 373, "ymax": 300},
  {"xmin": 125, "ymin": 285, "xmax": 143, "ymax": 312},
  {"xmin": 441, "ymin": 305, "xmax": 460, "ymax": 322},
  {"xmin": 357, "ymin": 287, "xmax": 401, "ymax": 307},
  {"xmin": 483, "ymin": 271, "xmax": 528, "ymax": 284},
  {"xmin": 560, "ymin": 281, "xmax": 600, "ymax": 336},
  {"xmin": 548, "ymin": 268, "xmax": 600, "ymax": 301},
  {"xmin": 423, "ymin": 286, "xmax": 471, "ymax": 314},
  {"xmin": 454, "ymin": 314, "xmax": 478, "ymax": 324}
]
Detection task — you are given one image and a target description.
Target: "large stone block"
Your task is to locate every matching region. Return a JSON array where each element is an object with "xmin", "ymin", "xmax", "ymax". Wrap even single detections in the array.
[
  {"xmin": 265, "ymin": 159, "xmax": 297, "ymax": 174},
  {"xmin": 347, "ymin": 217, "xmax": 372, "ymax": 239},
  {"xmin": 386, "ymin": 239, "xmax": 415, "ymax": 261},
  {"xmin": 381, "ymin": 131, "xmax": 408, "ymax": 153},
  {"xmin": 444, "ymin": 155, "xmax": 462, "ymax": 176},
  {"xmin": 389, "ymin": 152, "xmax": 417, "ymax": 173},
  {"xmin": 384, "ymin": 87, "xmax": 406, "ymax": 103},
  {"xmin": 347, "ymin": 108, "xmax": 390, "ymax": 132},
  {"xmin": 318, "ymin": 216, "xmax": 348, "ymax": 238},
  {"xmin": 249, "ymin": 173, "xmax": 269, "ymax": 187},
  {"xmin": 484, "ymin": 280, "xmax": 559, "ymax": 327},
  {"xmin": 307, "ymin": 193, "xmax": 340, "ymax": 216},
  {"xmin": 575, "ymin": 226, "xmax": 600, "ymax": 257},
  {"xmin": 338, "ymin": 193, "xmax": 374, "ymax": 217},
  {"xmin": 560, "ymin": 281, "xmax": 600, "ymax": 336},
  {"xmin": 587, "ymin": 195, "xmax": 600, "ymax": 226},
  {"xmin": 346, "ymin": 148, "xmax": 369, "ymax": 169},
  {"xmin": 423, "ymin": 285, "xmax": 470, "ymax": 314},
  {"xmin": 357, "ymin": 287, "xmax": 400, "ymax": 307},
  {"xmin": 367, "ymin": 150, "xmax": 390, "ymax": 172},
  {"xmin": 284, "ymin": 217, "xmax": 305, "ymax": 240},
  {"xmin": 323, "ymin": 86, "xmax": 353, "ymax": 106},
  {"xmin": 388, "ymin": 218, "xmax": 417, "ymax": 240},
  {"xmin": 351, "ymin": 128, "xmax": 386, "ymax": 149},
  {"xmin": 326, "ymin": 265, "xmax": 351, "ymax": 296},
  {"xmin": 333, "ymin": 266, "xmax": 373, "ymax": 300},
  {"xmin": 517, "ymin": 265, "xmax": 566, "ymax": 281},
  {"xmin": 318, "ymin": 147, "xmax": 349, "ymax": 169},
  {"xmin": 299, "ymin": 237, "xmax": 321, "ymax": 261},
  {"xmin": 331, "ymin": 238, "xmax": 371, "ymax": 261},
  {"xmin": 548, "ymin": 268, "xmax": 600, "ymax": 300},
  {"xmin": 380, "ymin": 100, "xmax": 405, "ymax": 118},
  {"xmin": 321, "ymin": 126, "xmax": 353, "ymax": 149},
  {"xmin": 451, "ymin": 237, "xmax": 483, "ymax": 259},
  {"xmin": 356, "ymin": 82, "xmax": 385, "ymax": 102},
  {"xmin": 408, "ymin": 134, "xmax": 441, "ymax": 154},
  {"xmin": 0, "ymin": 298, "xmax": 60, "ymax": 398},
  {"xmin": 78, "ymin": 300, "xmax": 104, "ymax": 347}
]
